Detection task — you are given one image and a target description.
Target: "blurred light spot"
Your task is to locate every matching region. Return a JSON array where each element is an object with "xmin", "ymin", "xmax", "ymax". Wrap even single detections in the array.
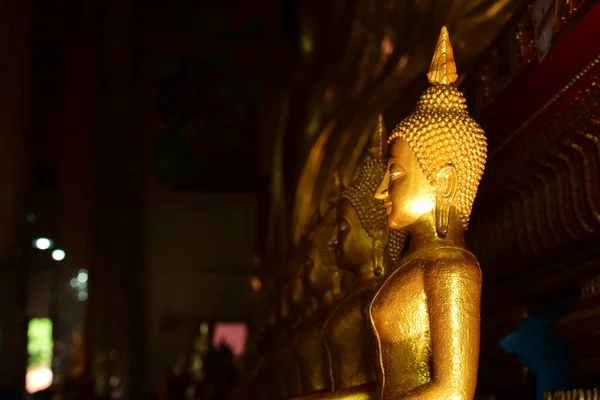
[
  {"xmin": 77, "ymin": 291, "xmax": 88, "ymax": 301},
  {"xmin": 34, "ymin": 238, "xmax": 52, "ymax": 250},
  {"xmin": 301, "ymin": 33, "xmax": 313, "ymax": 55},
  {"xmin": 109, "ymin": 376, "xmax": 120, "ymax": 387},
  {"xmin": 77, "ymin": 270, "xmax": 88, "ymax": 284},
  {"xmin": 52, "ymin": 249, "xmax": 65, "ymax": 261},
  {"xmin": 200, "ymin": 322, "xmax": 209, "ymax": 335},
  {"xmin": 26, "ymin": 367, "xmax": 53, "ymax": 394},
  {"xmin": 381, "ymin": 35, "xmax": 394, "ymax": 56},
  {"xmin": 212, "ymin": 323, "xmax": 248, "ymax": 358},
  {"xmin": 26, "ymin": 318, "xmax": 53, "ymax": 393},
  {"xmin": 250, "ymin": 276, "xmax": 262, "ymax": 291},
  {"xmin": 26, "ymin": 213, "xmax": 36, "ymax": 223},
  {"xmin": 395, "ymin": 55, "xmax": 409, "ymax": 71}
]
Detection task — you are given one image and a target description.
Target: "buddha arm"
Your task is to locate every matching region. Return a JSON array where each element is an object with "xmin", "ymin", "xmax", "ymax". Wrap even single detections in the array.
[
  {"xmin": 397, "ymin": 261, "xmax": 482, "ymax": 400},
  {"xmin": 288, "ymin": 382, "xmax": 376, "ymax": 400}
]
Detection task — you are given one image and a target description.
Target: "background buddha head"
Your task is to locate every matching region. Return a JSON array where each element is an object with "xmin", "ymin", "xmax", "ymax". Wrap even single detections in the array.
[
  {"xmin": 303, "ymin": 207, "xmax": 339, "ymax": 299},
  {"xmin": 288, "ymin": 207, "xmax": 329, "ymax": 315},
  {"xmin": 336, "ymin": 115, "xmax": 407, "ymax": 276},
  {"xmin": 303, "ymin": 171, "xmax": 343, "ymax": 299},
  {"xmin": 375, "ymin": 27, "xmax": 487, "ymax": 237}
]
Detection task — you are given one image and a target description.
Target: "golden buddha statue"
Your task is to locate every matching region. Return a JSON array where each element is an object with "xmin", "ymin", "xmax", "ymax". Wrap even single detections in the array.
[
  {"xmin": 294, "ymin": 174, "xmax": 345, "ymax": 395},
  {"xmin": 370, "ymin": 26, "xmax": 487, "ymax": 399},
  {"xmin": 301, "ymin": 26, "xmax": 486, "ymax": 400},
  {"xmin": 321, "ymin": 115, "xmax": 407, "ymax": 393}
]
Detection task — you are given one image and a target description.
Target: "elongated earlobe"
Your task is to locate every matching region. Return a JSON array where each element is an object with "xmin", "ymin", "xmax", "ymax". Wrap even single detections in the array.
[
  {"xmin": 435, "ymin": 165, "xmax": 457, "ymax": 237},
  {"xmin": 435, "ymin": 204, "xmax": 449, "ymax": 237},
  {"xmin": 372, "ymin": 222, "xmax": 389, "ymax": 276}
]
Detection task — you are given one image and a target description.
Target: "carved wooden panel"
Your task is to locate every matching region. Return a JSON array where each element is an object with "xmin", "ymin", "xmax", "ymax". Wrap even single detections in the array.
[{"xmin": 469, "ymin": 61, "xmax": 600, "ymax": 284}]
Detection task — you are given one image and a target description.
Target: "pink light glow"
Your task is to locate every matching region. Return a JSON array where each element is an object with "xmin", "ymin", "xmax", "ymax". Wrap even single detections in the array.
[
  {"xmin": 26, "ymin": 367, "xmax": 53, "ymax": 393},
  {"xmin": 212, "ymin": 323, "xmax": 248, "ymax": 358}
]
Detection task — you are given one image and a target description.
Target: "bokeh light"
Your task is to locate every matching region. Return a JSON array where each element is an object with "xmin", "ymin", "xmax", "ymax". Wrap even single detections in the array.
[
  {"xmin": 33, "ymin": 238, "xmax": 52, "ymax": 250},
  {"xmin": 51, "ymin": 249, "xmax": 66, "ymax": 261}
]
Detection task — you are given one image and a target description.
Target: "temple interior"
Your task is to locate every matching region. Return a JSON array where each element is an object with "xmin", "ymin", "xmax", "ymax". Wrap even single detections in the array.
[{"xmin": 2, "ymin": 0, "xmax": 600, "ymax": 399}]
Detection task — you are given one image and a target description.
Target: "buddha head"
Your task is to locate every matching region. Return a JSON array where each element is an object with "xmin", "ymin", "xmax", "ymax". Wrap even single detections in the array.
[
  {"xmin": 336, "ymin": 114, "xmax": 407, "ymax": 277},
  {"xmin": 288, "ymin": 209, "xmax": 326, "ymax": 316},
  {"xmin": 304, "ymin": 172, "xmax": 344, "ymax": 300},
  {"xmin": 304, "ymin": 209, "xmax": 338, "ymax": 299},
  {"xmin": 375, "ymin": 27, "xmax": 487, "ymax": 237}
]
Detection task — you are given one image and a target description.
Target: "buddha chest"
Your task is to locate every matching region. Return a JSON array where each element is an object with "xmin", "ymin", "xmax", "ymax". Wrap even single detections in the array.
[{"xmin": 322, "ymin": 286, "xmax": 377, "ymax": 390}]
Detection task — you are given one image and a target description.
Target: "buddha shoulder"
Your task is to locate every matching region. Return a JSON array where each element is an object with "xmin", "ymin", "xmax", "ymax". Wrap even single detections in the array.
[
  {"xmin": 423, "ymin": 247, "xmax": 482, "ymax": 287},
  {"xmin": 373, "ymin": 247, "xmax": 481, "ymax": 302},
  {"xmin": 324, "ymin": 288, "xmax": 370, "ymax": 338}
]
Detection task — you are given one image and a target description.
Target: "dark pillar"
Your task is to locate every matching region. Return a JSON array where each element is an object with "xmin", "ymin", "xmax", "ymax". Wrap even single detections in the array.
[
  {"xmin": 88, "ymin": 0, "xmax": 145, "ymax": 397},
  {"xmin": 56, "ymin": 0, "xmax": 96, "ymax": 382},
  {"xmin": 0, "ymin": 0, "xmax": 30, "ymax": 391}
]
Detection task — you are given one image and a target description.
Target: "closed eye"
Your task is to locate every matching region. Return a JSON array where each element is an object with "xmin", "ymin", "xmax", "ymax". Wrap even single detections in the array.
[{"xmin": 390, "ymin": 171, "xmax": 402, "ymax": 180}]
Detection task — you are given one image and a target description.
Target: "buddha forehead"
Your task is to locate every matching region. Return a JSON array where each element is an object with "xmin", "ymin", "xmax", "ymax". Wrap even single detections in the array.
[{"xmin": 389, "ymin": 138, "xmax": 419, "ymax": 167}]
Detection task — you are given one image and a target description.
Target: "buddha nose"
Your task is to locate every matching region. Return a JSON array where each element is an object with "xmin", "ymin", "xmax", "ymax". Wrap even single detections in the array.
[{"xmin": 374, "ymin": 179, "xmax": 388, "ymax": 200}]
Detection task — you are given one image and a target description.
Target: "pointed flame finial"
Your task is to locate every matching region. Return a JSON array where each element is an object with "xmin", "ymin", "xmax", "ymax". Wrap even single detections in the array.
[
  {"xmin": 427, "ymin": 26, "xmax": 458, "ymax": 85},
  {"xmin": 368, "ymin": 114, "xmax": 386, "ymax": 160}
]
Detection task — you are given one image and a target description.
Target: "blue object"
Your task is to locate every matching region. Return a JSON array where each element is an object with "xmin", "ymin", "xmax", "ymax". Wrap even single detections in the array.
[{"xmin": 500, "ymin": 299, "xmax": 571, "ymax": 400}]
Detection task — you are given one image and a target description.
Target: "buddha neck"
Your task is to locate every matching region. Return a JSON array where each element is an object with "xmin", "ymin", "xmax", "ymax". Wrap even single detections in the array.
[
  {"xmin": 352, "ymin": 260, "xmax": 382, "ymax": 287},
  {"xmin": 406, "ymin": 209, "xmax": 466, "ymax": 254}
]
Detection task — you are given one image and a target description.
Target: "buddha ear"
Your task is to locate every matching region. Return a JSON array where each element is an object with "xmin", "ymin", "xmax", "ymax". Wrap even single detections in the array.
[
  {"xmin": 435, "ymin": 164, "xmax": 458, "ymax": 205},
  {"xmin": 372, "ymin": 222, "xmax": 389, "ymax": 250},
  {"xmin": 435, "ymin": 165, "xmax": 457, "ymax": 237},
  {"xmin": 372, "ymin": 222, "xmax": 389, "ymax": 277}
]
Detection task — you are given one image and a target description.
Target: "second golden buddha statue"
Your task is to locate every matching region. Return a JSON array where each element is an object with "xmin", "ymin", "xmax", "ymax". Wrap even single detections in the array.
[{"xmin": 322, "ymin": 114, "xmax": 408, "ymax": 394}]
